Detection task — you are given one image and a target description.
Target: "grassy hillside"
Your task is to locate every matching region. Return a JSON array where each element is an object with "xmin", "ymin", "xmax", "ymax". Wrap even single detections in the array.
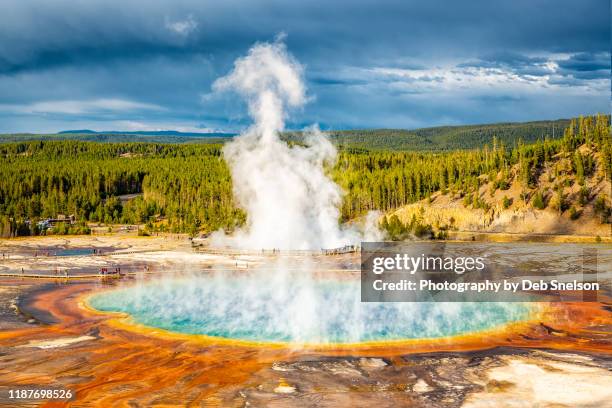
[
  {"xmin": 387, "ymin": 146, "xmax": 611, "ymax": 239},
  {"xmin": 0, "ymin": 117, "xmax": 591, "ymax": 151}
]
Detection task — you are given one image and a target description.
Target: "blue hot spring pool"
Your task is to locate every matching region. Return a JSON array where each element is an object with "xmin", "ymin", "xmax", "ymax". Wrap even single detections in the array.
[{"xmin": 89, "ymin": 274, "xmax": 532, "ymax": 344}]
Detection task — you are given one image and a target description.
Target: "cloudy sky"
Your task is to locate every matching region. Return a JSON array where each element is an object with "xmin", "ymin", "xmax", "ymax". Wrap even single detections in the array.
[{"xmin": 0, "ymin": 0, "xmax": 609, "ymax": 133}]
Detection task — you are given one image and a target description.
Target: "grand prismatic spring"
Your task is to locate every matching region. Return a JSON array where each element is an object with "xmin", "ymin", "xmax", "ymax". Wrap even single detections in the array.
[{"xmin": 88, "ymin": 274, "xmax": 533, "ymax": 344}]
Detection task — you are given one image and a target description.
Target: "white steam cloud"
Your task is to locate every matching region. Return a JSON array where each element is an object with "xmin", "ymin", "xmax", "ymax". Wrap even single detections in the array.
[{"xmin": 212, "ymin": 39, "xmax": 381, "ymax": 250}]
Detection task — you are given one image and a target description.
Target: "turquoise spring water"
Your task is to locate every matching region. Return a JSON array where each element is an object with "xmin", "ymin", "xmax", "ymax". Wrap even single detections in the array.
[
  {"xmin": 89, "ymin": 274, "xmax": 532, "ymax": 344},
  {"xmin": 55, "ymin": 248, "xmax": 95, "ymax": 257}
]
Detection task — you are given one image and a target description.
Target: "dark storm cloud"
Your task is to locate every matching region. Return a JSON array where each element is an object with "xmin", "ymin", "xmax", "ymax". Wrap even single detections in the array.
[
  {"xmin": 0, "ymin": 0, "xmax": 609, "ymax": 132},
  {"xmin": 308, "ymin": 76, "xmax": 368, "ymax": 86},
  {"xmin": 458, "ymin": 50, "xmax": 612, "ymax": 85},
  {"xmin": 1, "ymin": 0, "xmax": 609, "ymax": 74},
  {"xmin": 556, "ymin": 52, "xmax": 611, "ymax": 80},
  {"xmin": 557, "ymin": 52, "xmax": 610, "ymax": 72},
  {"xmin": 458, "ymin": 53, "xmax": 553, "ymax": 79}
]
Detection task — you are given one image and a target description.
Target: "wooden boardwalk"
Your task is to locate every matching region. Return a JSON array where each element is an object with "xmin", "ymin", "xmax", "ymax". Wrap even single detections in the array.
[
  {"xmin": 0, "ymin": 272, "xmax": 136, "ymax": 279},
  {"xmin": 193, "ymin": 245, "xmax": 359, "ymax": 257}
]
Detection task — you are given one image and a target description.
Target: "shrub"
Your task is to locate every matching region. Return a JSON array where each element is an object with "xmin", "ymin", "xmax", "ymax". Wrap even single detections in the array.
[
  {"xmin": 594, "ymin": 195, "xmax": 610, "ymax": 223},
  {"xmin": 594, "ymin": 195, "xmax": 607, "ymax": 213},
  {"xmin": 463, "ymin": 193, "xmax": 473, "ymax": 207},
  {"xmin": 52, "ymin": 223, "xmax": 68, "ymax": 235},
  {"xmin": 531, "ymin": 190, "xmax": 546, "ymax": 210},
  {"xmin": 413, "ymin": 222, "xmax": 434, "ymax": 239},
  {"xmin": 473, "ymin": 196, "xmax": 490, "ymax": 211},
  {"xmin": 498, "ymin": 180, "xmax": 510, "ymax": 190},
  {"xmin": 551, "ymin": 188, "xmax": 567, "ymax": 213},
  {"xmin": 436, "ymin": 230, "xmax": 449, "ymax": 240},
  {"xmin": 578, "ymin": 187, "xmax": 589, "ymax": 206},
  {"xmin": 381, "ymin": 214, "xmax": 410, "ymax": 241},
  {"xmin": 502, "ymin": 196, "xmax": 513, "ymax": 209},
  {"xmin": 68, "ymin": 222, "xmax": 91, "ymax": 235},
  {"xmin": 569, "ymin": 206, "xmax": 580, "ymax": 220}
]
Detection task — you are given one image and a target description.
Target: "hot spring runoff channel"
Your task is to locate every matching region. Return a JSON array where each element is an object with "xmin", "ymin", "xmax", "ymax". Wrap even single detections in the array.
[{"xmin": 89, "ymin": 274, "xmax": 532, "ymax": 344}]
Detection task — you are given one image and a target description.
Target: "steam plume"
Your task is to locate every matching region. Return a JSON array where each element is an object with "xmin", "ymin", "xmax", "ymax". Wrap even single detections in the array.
[{"xmin": 213, "ymin": 39, "xmax": 379, "ymax": 249}]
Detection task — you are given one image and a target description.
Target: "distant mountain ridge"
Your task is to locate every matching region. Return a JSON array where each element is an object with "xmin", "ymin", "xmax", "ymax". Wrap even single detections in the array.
[
  {"xmin": 0, "ymin": 130, "xmax": 236, "ymax": 144},
  {"xmin": 58, "ymin": 129, "xmax": 236, "ymax": 137}
]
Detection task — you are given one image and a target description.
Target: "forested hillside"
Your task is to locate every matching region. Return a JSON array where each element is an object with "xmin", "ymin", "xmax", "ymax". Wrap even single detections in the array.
[
  {"xmin": 0, "ymin": 143, "xmax": 243, "ymax": 236},
  {"xmin": 334, "ymin": 115, "xmax": 610, "ymax": 220},
  {"xmin": 0, "ymin": 115, "xmax": 609, "ymax": 237},
  {"xmin": 374, "ymin": 115, "xmax": 611, "ymax": 239},
  {"xmin": 287, "ymin": 118, "xmax": 574, "ymax": 150},
  {"xmin": 0, "ymin": 118, "xmax": 582, "ymax": 151}
]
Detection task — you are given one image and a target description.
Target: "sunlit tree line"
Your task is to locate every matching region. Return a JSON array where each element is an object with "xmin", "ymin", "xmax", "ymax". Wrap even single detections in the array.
[{"xmin": 0, "ymin": 115, "xmax": 609, "ymax": 236}]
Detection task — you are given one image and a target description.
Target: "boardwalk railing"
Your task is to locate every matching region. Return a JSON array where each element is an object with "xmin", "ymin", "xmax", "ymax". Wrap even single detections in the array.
[{"xmin": 193, "ymin": 245, "xmax": 359, "ymax": 256}]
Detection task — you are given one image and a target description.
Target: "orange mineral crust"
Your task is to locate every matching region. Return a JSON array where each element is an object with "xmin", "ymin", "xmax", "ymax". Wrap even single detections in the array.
[{"xmin": 0, "ymin": 282, "xmax": 610, "ymax": 407}]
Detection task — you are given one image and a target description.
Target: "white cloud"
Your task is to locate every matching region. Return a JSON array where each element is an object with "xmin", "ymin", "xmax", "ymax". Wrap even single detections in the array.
[
  {"xmin": 0, "ymin": 98, "xmax": 164, "ymax": 115},
  {"xmin": 364, "ymin": 55, "xmax": 609, "ymax": 94},
  {"xmin": 369, "ymin": 66, "xmax": 550, "ymax": 92},
  {"xmin": 164, "ymin": 15, "xmax": 198, "ymax": 36}
]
